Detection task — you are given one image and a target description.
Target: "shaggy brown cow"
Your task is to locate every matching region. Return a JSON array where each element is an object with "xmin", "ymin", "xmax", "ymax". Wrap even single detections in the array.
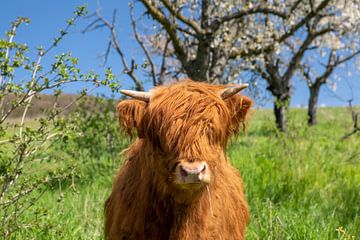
[{"xmin": 105, "ymin": 80, "xmax": 252, "ymax": 240}]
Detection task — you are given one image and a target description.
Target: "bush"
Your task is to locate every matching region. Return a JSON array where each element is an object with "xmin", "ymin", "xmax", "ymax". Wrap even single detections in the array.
[
  {"xmin": 0, "ymin": 6, "xmax": 121, "ymax": 238},
  {"xmin": 58, "ymin": 96, "xmax": 129, "ymax": 177}
]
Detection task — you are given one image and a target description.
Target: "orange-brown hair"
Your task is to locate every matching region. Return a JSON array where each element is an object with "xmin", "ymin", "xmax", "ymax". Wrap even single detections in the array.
[
  {"xmin": 106, "ymin": 80, "xmax": 252, "ymax": 239},
  {"xmin": 118, "ymin": 80, "xmax": 252, "ymax": 144}
]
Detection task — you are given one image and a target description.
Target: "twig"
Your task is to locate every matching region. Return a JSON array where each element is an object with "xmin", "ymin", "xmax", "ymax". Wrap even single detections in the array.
[
  {"xmin": 326, "ymin": 80, "xmax": 360, "ymax": 140},
  {"xmin": 211, "ymin": 6, "xmax": 288, "ymax": 31},
  {"xmin": 229, "ymin": 0, "xmax": 332, "ymax": 59},
  {"xmin": 0, "ymin": 25, "xmax": 17, "ymax": 117},
  {"xmin": 159, "ymin": 38, "xmax": 170, "ymax": 84},
  {"xmin": 139, "ymin": 0, "xmax": 188, "ymax": 64},
  {"xmin": 19, "ymin": 51, "xmax": 43, "ymax": 144},
  {"xmin": 130, "ymin": 0, "xmax": 158, "ymax": 86},
  {"xmin": 341, "ymin": 100, "xmax": 360, "ymax": 140},
  {"xmin": 85, "ymin": 9, "xmax": 144, "ymax": 91},
  {"xmin": 56, "ymin": 84, "xmax": 99, "ymax": 115},
  {"xmin": 0, "ymin": 139, "xmax": 11, "ymax": 145},
  {"xmin": 159, "ymin": 0, "xmax": 203, "ymax": 35},
  {"xmin": 0, "ymin": 25, "xmax": 17, "ymax": 86}
]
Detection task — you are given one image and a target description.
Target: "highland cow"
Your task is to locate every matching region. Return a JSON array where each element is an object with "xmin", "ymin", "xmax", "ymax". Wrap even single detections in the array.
[{"xmin": 105, "ymin": 80, "xmax": 252, "ymax": 240}]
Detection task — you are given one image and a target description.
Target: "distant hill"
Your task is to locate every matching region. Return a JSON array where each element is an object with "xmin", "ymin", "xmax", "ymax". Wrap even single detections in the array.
[
  {"xmin": 3, "ymin": 93, "xmax": 358, "ymax": 120},
  {"xmin": 2, "ymin": 94, "xmax": 115, "ymax": 119}
]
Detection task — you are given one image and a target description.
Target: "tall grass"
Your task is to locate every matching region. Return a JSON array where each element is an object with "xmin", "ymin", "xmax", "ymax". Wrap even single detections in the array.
[
  {"xmin": 11, "ymin": 107, "xmax": 360, "ymax": 239},
  {"xmin": 231, "ymin": 107, "xmax": 360, "ymax": 239}
]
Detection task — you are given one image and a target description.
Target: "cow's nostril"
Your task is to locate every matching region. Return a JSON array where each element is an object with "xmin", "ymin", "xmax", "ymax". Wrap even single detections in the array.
[
  {"xmin": 200, "ymin": 164, "xmax": 206, "ymax": 174},
  {"xmin": 180, "ymin": 166, "xmax": 188, "ymax": 177}
]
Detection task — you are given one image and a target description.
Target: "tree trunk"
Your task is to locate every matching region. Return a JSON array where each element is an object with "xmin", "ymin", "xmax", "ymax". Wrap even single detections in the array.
[
  {"xmin": 307, "ymin": 84, "xmax": 320, "ymax": 126},
  {"xmin": 274, "ymin": 96, "xmax": 289, "ymax": 132}
]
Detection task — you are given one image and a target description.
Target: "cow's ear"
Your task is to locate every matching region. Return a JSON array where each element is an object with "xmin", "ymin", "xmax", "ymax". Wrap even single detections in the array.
[
  {"xmin": 225, "ymin": 95, "xmax": 253, "ymax": 135},
  {"xmin": 117, "ymin": 99, "xmax": 147, "ymax": 137}
]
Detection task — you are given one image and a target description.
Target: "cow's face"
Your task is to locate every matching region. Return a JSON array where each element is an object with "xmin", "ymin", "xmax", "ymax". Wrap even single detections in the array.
[{"xmin": 117, "ymin": 81, "xmax": 252, "ymax": 193}]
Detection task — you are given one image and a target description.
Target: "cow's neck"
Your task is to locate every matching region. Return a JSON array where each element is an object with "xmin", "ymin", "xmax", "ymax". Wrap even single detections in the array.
[
  {"xmin": 148, "ymin": 182, "xmax": 213, "ymax": 239},
  {"xmin": 170, "ymin": 193, "xmax": 212, "ymax": 239}
]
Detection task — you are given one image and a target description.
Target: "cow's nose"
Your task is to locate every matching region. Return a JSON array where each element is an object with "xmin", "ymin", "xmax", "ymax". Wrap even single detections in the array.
[{"xmin": 177, "ymin": 161, "xmax": 207, "ymax": 183}]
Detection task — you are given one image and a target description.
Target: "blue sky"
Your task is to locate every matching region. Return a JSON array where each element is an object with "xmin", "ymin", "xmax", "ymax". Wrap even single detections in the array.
[{"xmin": 1, "ymin": 0, "xmax": 359, "ymax": 107}]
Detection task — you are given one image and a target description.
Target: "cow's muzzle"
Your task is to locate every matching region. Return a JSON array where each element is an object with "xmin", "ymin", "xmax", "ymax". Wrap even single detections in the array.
[{"xmin": 175, "ymin": 161, "xmax": 211, "ymax": 185}]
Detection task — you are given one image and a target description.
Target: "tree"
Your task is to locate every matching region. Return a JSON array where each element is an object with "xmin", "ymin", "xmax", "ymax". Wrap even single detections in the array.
[
  {"xmin": 243, "ymin": 0, "xmax": 360, "ymax": 131},
  {"xmin": 299, "ymin": 0, "xmax": 360, "ymax": 125},
  {"xmin": 85, "ymin": 0, "xmax": 295, "ymax": 90},
  {"xmin": 87, "ymin": 0, "xmax": 360, "ymax": 131}
]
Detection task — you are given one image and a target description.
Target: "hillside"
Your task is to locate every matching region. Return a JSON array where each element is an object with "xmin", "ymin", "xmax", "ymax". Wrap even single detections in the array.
[{"xmin": 1, "ymin": 93, "xmax": 113, "ymax": 119}]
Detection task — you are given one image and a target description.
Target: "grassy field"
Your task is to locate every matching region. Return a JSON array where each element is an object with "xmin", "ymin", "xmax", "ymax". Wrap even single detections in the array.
[{"xmin": 5, "ymin": 107, "xmax": 360, "ymax": 239}]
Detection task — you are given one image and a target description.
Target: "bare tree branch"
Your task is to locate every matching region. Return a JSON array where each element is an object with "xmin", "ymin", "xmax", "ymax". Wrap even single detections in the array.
[
  {"xmin": 282, "ymin": 27, "xmax": 333, "ymax": 82},
  {"xmin": 309, "ymin": 49, "xmax": 360, "ymax": 88},
  {"xmin": 19, "ymin": 52, "xmax": 42, "ymax": 144},
  {"xmin": 211, "ymin": 6, "xmax": 288, "ymax": 31},
  {"xmin": 130, "ymin": 0, "xmax": 157, "ymax": 86},
  {"xmin": 177, "ymin": 26, "xmax": 197, "ymax": 37},
  {"xmin": 289, "ymin": 0, "xmax": 303, "ymax": 13},
  {"xmin": 159, "ymin": 37, "xmax": 170, "ymax": 85},
  {"xmin": 315, "ymin": 50, "xmax": 336, "ymax": 84},
  {"xmin": 335, "ymin": 50, "xmax": 360, "ymax": 65},
  {"xmin": 88, "ymin": 9, "xmax": 144, "ymax": 91},
  {"xmin": 326, "ymin": 80, "xmax": 360, "ymax": 140},
  {"xmin": 102, "ymin": 40, "xmax": 112, "ymax": 66},
  {"xmin": 82, "ymin": 18, "xmax": 103, "ymax": 33},
  {"xmin": 160, "ymin": 0, "xmax": 204, "ymax": 35},
  {"xmin": 342, "ymin": 99, "xmax": 360, "ymax": 140},
  {"xmin": 229, "ymin": 0, "xmax": 332, "ymax": 59},
  {"xmin": 139, "ymin": 0, "xmax": 188, "ymax": 64},
  {"xmin": 278, "ymin": 0, "xmax": 331, "ymax": 42},
  {"xmin": 200, "ymin": 0, "xmax": 211, "ymax": 30}
]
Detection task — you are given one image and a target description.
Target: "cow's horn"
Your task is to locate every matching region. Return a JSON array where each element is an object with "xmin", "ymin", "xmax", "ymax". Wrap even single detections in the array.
[
  {"xmin": 120, "ymin": 90, "xmax": 153, "ymax": 102},
  {"xmin": 220, "ymin": 84, "xmax": 248, "ymax": 100}
]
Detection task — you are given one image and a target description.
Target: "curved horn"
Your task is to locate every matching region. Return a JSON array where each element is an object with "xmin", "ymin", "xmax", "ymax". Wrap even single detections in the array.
[
  {"xmin": 120, "ymin": 90, "xmax": 153, "ymax": 102},
  {"xmin": 220, "ymin": 84, "xmax": 249, "ymax": 100}
]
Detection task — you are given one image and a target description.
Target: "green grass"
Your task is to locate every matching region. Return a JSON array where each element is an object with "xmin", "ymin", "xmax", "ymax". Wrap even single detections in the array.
[
  {"xmin": 16, "ymin": 176, "xmax": 113, "ymax": 240},
  {"xmin": 230, "ymin": 107, "xmax": 360, "ymax": 239},
  {"xmin": 7, "ymin": 107, "xmax": 360, "ymax": 239}
]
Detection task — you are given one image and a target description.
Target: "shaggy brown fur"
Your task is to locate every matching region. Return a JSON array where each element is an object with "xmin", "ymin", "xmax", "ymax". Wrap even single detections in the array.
[{"xmin": 105, "ymin": 80, "xmax": 252, "ymax": 240}]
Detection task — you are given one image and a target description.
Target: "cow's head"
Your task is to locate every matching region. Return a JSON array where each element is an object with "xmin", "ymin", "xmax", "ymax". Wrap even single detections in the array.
[{"xmin": 117, "ymin": 80, "xmax": 252, "ymax": 198}]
